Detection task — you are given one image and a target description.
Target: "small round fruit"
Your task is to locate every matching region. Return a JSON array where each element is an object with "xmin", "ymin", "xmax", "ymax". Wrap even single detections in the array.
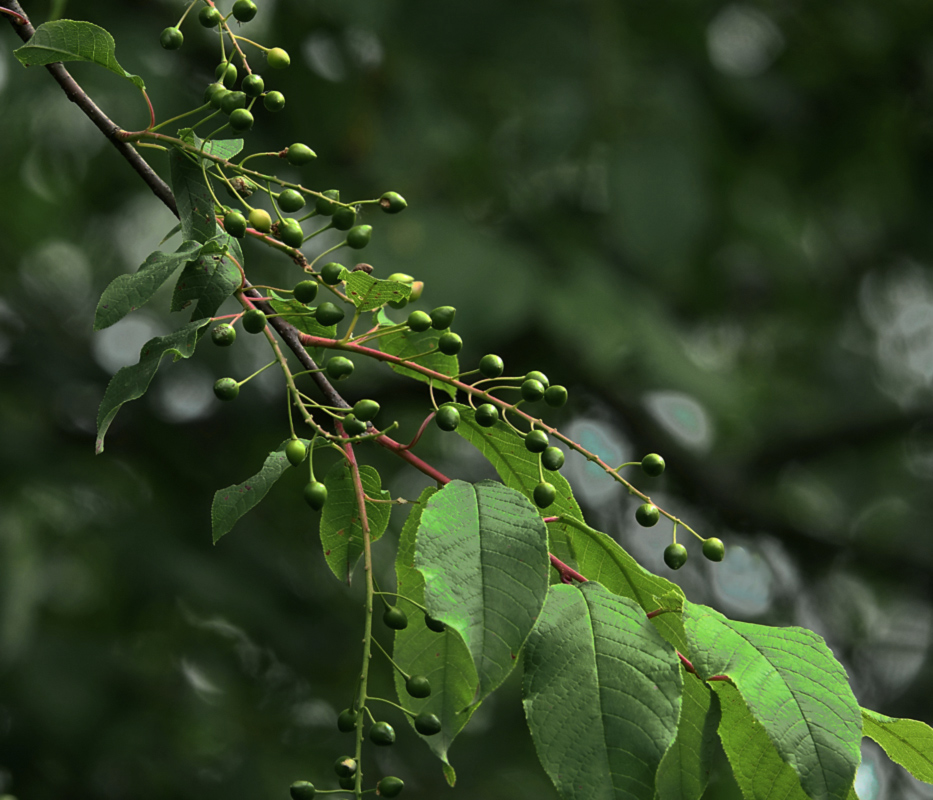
[
  {"xmin": 241, "ymin": 73, "xmax": 264, "ymax": 97},
  {"xmin": 285, "ymin": 439, "xmax": 307, "ymax": 467},
  {"xmin": 525, "ymin": 429, "xmax": 549, "ymax": 453},
  {"xmin": 289, "ymin": 781, "xmax": 316, "ymax": 800},
  {"xmin": 224, "ymin": 210, "xmax": 247, "ymax": 238},
  {"xmin": 220, "ymin": 90, "xmax": 247, "ymax": 114},
  {"xmin": 267, "ymin": 47, "xmax": 291, "ymax": 69},
  {"xmin": 213, "ymin": 377, "xmax": 239, "ymax": 401},
  {"xmin": 438, "ymin": 332, "xmax": 462, "ymax": 356},
  {"xmin": 315, "ymin": 302, "xmax": 345, "ymax": 327},
  {"xmin": 303, "ymin": 481, "xmax": 328, "ymax": 511},
  {"xmin": 320, "ymin": 262, "xmax": 345, "ymax": 285},
  {"xmin": 326, "ymin": 357, "xmax": 354, "ymax": 380},
  {"xmin": 343, "ymin": 415, "xmax": 367, "ymax": 436},
  {"xmin": 370, "ymin": 721, "xmax": 396, "ymax": 746},
  {"xmin": 232, "ymin": 0, "xmax": 258, "ymax": 22},
  {"xmin": 635, "ymin": 503, "xmax": 660, "ymax": 527},
  {"xmin": 315, "ymin": 190, "xmax": 339, "ymax": 216},
  {"xmin": 379, "ymin": 191, "xmax": 407, "ymax": 214},
  {"xmin": 242, "ymin": 308, "xmax": 266, "ymax": 333},
  {"xmin": 286, "ymin": 143, "xmax": 316, "ymax": 166},
  {"xmin": 280, "ymin": 219, "xmax": 304, "ymax": 248},
  {"xmin": 334, "ymin": 756, "xmax": 357, "ymax": 779},
  {"xmin": 332, "ymin": 206, "xmax": 357, "ymax": 231},
  {"xmin": 211, "ymin": 323, "xmax": 237, "ymax": 347},
  {"xmin": 199, "ymin": 6, "xmax": 222, "ymax": 27},
  {"xmin": 383, "ymin": 606, "xmax": 408, "ymax": 630},
  {"xmin": 435, "ymin": 405, "xmax": 460, "ymax": 432},
  {"xmin": 664, "ymin": 543, "xmax": 688, "ymax": 570},
  {"xmin": 209, "ymin": 87, "xmax": 231, "ymax": 109},
  {"xmin": 228, "ymin": 108, "xmax": 253, "ymax": 131},
  {"xmin": 641, "ymin": 453, "xmax": 666, "ymax": 477},
  {"xmin": 405, "ymin": 675, "xmax": 431, "ymax": 699},
  {"xmin": 293, "ymin": 280, "xmax": 318, "ymax": 304},
  {"xmin": 376, "ymin": 776, "xmax": 404, "ymax": 798},
  {"xmin": 544, "ymin": 385, "xmax": 568, "ymax": 408},
  {"xmin": 215, "ymin": 61, "xmax": 237, "ymax": 87},
  {"xmin": 204, "ymin": 82, "xmax": 226, "ymax": 105},
  {"xmin": 702, "ymin": 537, "xmax": 725, "ymax": 562},
  {"xmin": 387, "ymin": 272, "xmax": 414, "ymax": 283},
  {"xmin": 407, "ymin": 310, "xmax": 432, "ymax": 332},
  {"xmin": 346, "ymin": 225, "xmax": 372, "ymax": 249},
  {"xmin": 353, "ymin": 399, "xmax": 380, "ymax": 422},
  {"xmin": 429, "ymin": 306, "xmax": 456, "ymax": 330},
  {"xmin": 475, "ymin": 403, "xmax": 498, "ymax": 427},
  {"xmin": 159, "ymin": 27, "xmax": 183, "ymax": 50},
  {"xmin": 479, "ymin": 354, "xmax": 504, "ymax": 379},
  {"xmin": 338, "ymin": 777, "xmax": 355, "ymax": 790},
  {"xmin": 525, "ymin": 370, "xmax": 549, "ymax": 389},
  {"xmin": 521, "ymin": 379, "xmax": 546, "ymax": 402},
  {"xmin": 424, "ymin": 613, "xmax": 446, "ymax": 633},
  {"xmin": 414, "ymin": 712, "xmax": 442, "ymax": 736},
  {"xmin": 533, "ymin": 481, "xmax": 556, "ymax": 509},
  {"xmin": 336, "ymin": 708, "xmax": 357, "ymax": 733},
  {"xmin": 278, "ymin": 189, "xmax": 305, "ymax": 212},
  {"xmin": 248, "ymin": 208, "xmax": 272, "ymax": 233},
  {"xmin": 541, "ymin": 446, "xmax": 565, "ymax": 472},
  {"xmin": 263, "ymin": 90, "xmax": 285, "ymax": 111}
]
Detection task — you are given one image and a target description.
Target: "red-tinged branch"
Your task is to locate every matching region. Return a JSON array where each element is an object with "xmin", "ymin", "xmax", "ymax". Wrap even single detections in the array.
[{"xmin": 549, "ymin": 554, "xmax": 587, "ymax": 584}]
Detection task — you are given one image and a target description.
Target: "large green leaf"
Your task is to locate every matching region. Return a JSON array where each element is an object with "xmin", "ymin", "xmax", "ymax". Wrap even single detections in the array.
[
  {"xmin": 393, "ymin": 487, "xmax": 477, "ymax": 776},
  {"xmin": 655, "ymin": 675, "xmax": 719, "ymax": 800},
  {"xmin": 169, "ymin": 145, "xmax": 219, "ymax": 244},
  {"xmin": 377, "ymin": 326, "xmax": 458, "ymax": 399},
  {"xmin": 171, "ymin": 236, "xmax": 243, "ymax": 320},
  {"xmin": 344, "ymin": 272, "xmax": 411, "ymax": 312},
  {"xmin": 319, "ymin": 462, "xmax": 390, "ymax": 582},
  {"xmin": 95, "ymin": 319, "xmax": 210, "ymax": 454},
  {"xmin": 861, "ymin": 707, "xmax": 933, "ymax": 784},
  {"xmin": 683, "ymin": 603, "xmax": 861, "ymax": 800},
  {"xmin": 14, "ymin": 20, "xmax": 145, "ymax": 90},
  {"xmin": 94, "ymin": 239, "xmax": 203, "ymax": 330},
  {"xmin": 415, "ymin": 480, "xmax": 550, "ymax": 702},
  {"xmin": 523, "ymin": 582, "xmax": 683, "ymax": 800}
]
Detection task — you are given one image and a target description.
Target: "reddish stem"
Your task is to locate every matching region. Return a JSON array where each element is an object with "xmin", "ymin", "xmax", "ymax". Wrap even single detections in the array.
[
  {"xmin": 396, "ymin": 411, "xmax": 437, "ymax": 452},
  {"xmin": 0, "ymin": 5, "xmax": 26, "ymax": 23},
  {"xmin": 549, "ymin": 554, "xmax": 587, "ymax": 585}
]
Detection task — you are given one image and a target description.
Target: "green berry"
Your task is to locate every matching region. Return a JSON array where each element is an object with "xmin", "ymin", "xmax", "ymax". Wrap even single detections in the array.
[
  {"xmin": 405, "ymin": 675, "xmax": 431, "ymax": 698},
  {"xmin": 544, "ymin": 385, "xmax": 568, "ymax": 408},
  {"xmin": 474, "ymin": 403, "xmax": 498, "ymax": 427},
  {"xmin": 285, "ymin": 439, "xmax": 307, "ymax": 466},
  {"xmin": 303, "ymin": 481, "xmax": 328, "ymax": 511},
  {"xmin": 424, "ymin": 613, "xmax": 445, "ymax": 633},
  {"xmin": 338, "ymin": 777, "xmax": 356, "ymax": 790},
  {"xmin": 541, "ymin": 446, "xmax": 565, "ymax": 472},
  {"xmin": 435, "ymin": 405, "xmax": 460, "ymax": 432},
  {"xmin": 479, "ymin": 354, "xmax": 504, "ymax": 378},
  {"xmin": 209, "ymin": 87, "xmax": 231, "ymax": 109},
  {"xmin": 370, "ymin": 721, "xmax": 396, "ymax": 746},
  {"xmin": 199, "ymin": 6, "xmax": 223, "ymax": 27},
  {"xmin": 407, "ymin": 310, "xmax": 432, "ymax": 332},
  {"xmin": 525, "ymin": 370, "xmax": 549, "ymax": 389},
  {"xmin": 635, "ymin": 503, "xmax": 660, "ymax": 527},
  {"xmin": 248, "ymin": 208, "xmax": 272, "ymax": 233},
  {"xmin": 213, "ymin": 377, "xmax": 239, "ymax": 401},
  {"xmin": 320, "ymin": 262, "xmax": 345, "ymax": 285},
  {"xmin": 263, "ymin": 90, "xmax": 285, "ymax": 111},
  {"xmin": 521, "ymin": 379, "xmax": 546, "ymax": 403},
  {"xmin": 215, "ymin": 60, "xmax": 237, "ymax": 87},
  {"xmin": 203, "ymin": 82, "xmax": 225, "ymax": 104},
  {"xmin": 293, "ymin": 280, "xmax": 318, "ymax": 304},
  {"xmin": 533, "ymin": 481, "xmax": 556, "ymax": 509},
  {"xmin": 702, "ymin": 538, "xmax": 725, "ymax": 562},
  {"xmin": 326, "ymin": 357, "xmax": 354, "ymax": 380},
  {"xmin": 376, "ymin": 776, "xmax": 404, "ymax": 798},
  {"xmin": 334, "ymin": 756, "xmax": 357, "ymax": 779},
  {"xmin": 242, "ymin": 308, "xmax": 266, "ymax": 333},
  {"xmin": 332, "ymin": 206, "xmax": 357, "ymax": 231},
  {"xmin": 429, "ymin": 306, "xmax": 456, "ymax": 330},
  {"xmin": 336, "ymin": 708, "xmax": 357, "ymax": 733},
  {"xmin": 267, "ymin": 47, "xmax": 290, "ymax": 69},
  {"xmin": 346, "ymin": 224, "xmax": 372, "ymax": 249},
  {"xmin": 159, "ymin": 27, "xmax": 183, "ymax": 50},
  {"xmin": 279, "ymin": 219, "xmax": 304, "ymax": 248},
  {"xmin": 641, "ymin": 453, "xmax": 666, "ymax": 477},
  {"xmin": 343, "ymin": 415, "xmax": 367, "ymax": 436},
  {"xmin": 220, "ymin": 90, "xmax": 247, "ymax": 114},
  {"xmin": 315, "ymin": 302, "xmax": 345, "ymax": 327},
  {"xmin": 224, "ymin": 210, "xmax": 247, "ymax": 238},
  {"xmin": 383, "ymin": 606, "xmax": 408, "ymax": 630},
  {"xmin": 438, "ymin": 332, "xmax": 462, "ymax": 356},
  {"xmin": 525, "ymin": 429, "xmax": 549, "ymax": 453},
  {"xmin": 229, "ymin": 108, "xmax": 253, "ymax": 131},
  {"xmin": 289, "ymin": 781, "xmax": 316, "ymax": 800},
  {"xmin": 278, "ymin": 189, "xmax": 305, "ymax": 212},
  {"xmin": 664, "ymin": 543, "xmax": 688, "ymax": 570},
  {"xmin": 409, "ymin": 281, "xmax": 424, "ymax": 302},
  {"xmin": 379, "ymin": 191, "xmax": 407, "ymax": 214},
  {"xmin": 241, "ymin": 73, "xmax": 264, "ymax": 97},
  {"xmin": 414, "ymin": 712, "xmax": 442, "ymax": 736},
  {"xmin": 286, "ymin": 143, "xmax": 316, "ymax": 166},
  {"xmin": 211, "ymin": 323, "xmax": 237, "ymax": 347},
  {"xmin": 353, "ymin": 399, "xmax": 380, "ymax": 422},
  {"xmin": 232, "ymin": 0, "xmax": 258, "ymax": 22},
  {"xmin": 315, "ymin": 190, "xmax": 339, "ymax": 216}
]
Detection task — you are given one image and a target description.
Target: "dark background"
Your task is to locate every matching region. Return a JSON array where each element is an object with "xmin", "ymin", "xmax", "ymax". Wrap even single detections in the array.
[{"xmin": 1, "ymin": 0, "xmax": 932, "ymax": 798}]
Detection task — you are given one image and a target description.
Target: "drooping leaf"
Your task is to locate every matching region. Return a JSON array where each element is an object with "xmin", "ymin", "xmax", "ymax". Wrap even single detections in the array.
[
  {"xmin": 319, "ymin": 462, "xmax": 390, "ymax": 582},
  {"xmin": 169, "ymin": 144, "xmax": 219, "ymax": 244},
  {"xmin": 13, "ymin": 20, "xmax": 145, "ymax": 90},
  {"xmin": 523, "ymin": 582, "xmax": 683, "ymax": 800},
  {"xmin": 344, "ymin": 272, "xmax": 411, "ymax": 312},
  {"xmin": 861, "ymin": 707, "xmax": 933, "ymax": 785},
  {"xmin": 171, "ymin": 235, "xmax": 243, "ymax": 320},
  {"xmin": 94, "ymin": 239, "xmax": 202, "ymax": 330},
  {"xmin": 683, "ymin": 602, "xmax": 862, "ymax": 800},
  {"xmin": 378, "ymin": 326, "xmax": 458, "ymax": 399},
  {"xmin": 95, "ymin": 319, "xmax": 210, "ymax": 454},
  {"xmin": 415, "ymin": 480, "xmax": 550, "ymax": 702},
  {"xmin": 655, "ymin": 675, "xmax": 719, "ymax": 800}
]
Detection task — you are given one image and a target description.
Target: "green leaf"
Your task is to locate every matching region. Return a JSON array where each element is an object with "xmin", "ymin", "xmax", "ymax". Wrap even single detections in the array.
[
  {"xmin": 393, "ymin": 488, "xmax": 479, "ymax": 770},
  {"xmin": 267, "ymin": 294, "xmax": 337, "ymax": 338},
  {"xmin": 94, "ymin": 239, "xmax": 202, "ymax": 330},
  {"xmin": 171, "ymin": 235, "xmax": 243, "ymax": 320},
  {"xmin": 655, "ymin": 676, "xmax": 719, "ymax": 800},
  {"xmin": 14, "ymin": 20, "xmax": 145, "ymax": 90},
  {"xmin": 319, "ymin": 462, "xmax": 390, "ymax": 582},
  {"xmin": 415, "ymin": 480, "xmax": 550, "ymax": 701},
  {"xmin": 862, "ymin": 707, "xmax": 933, "ymax": 784},
  {"xmin": 378, "ymin": 327, "xmax": 458, "ymax": 400},
  {"xmin": 344, "ymin": 272, "xmax": 411, "ymax": 312},
  {"xmin": 683, "ymin": 602, "xmax": 862, "ymax": 800},
  {"xmin": 95, "ymin": 319, "xmax": 210, "ymax": 454},
  {"xmin": 523, "ymin": 582, "xmax": 683, "ymax": 800},
  {"xmin": 169, "ymin": 145, "xmax": 219, "ymax": 244}
]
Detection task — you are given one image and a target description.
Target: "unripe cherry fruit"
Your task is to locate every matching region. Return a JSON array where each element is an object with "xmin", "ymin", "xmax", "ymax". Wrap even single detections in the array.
[
  {"xmin": 229, "ymin": 108, "xmax": 253, "ymax": 131},
  {"xmin": 211, "ymin": 323, "xmax": 237, "ymax": 347},
  {"xmin": 332, "ymin": 206, "xmax": 357, "ymax": 231},
  {"xmin": 241, "ymin": 308, "xmax": 266, "ymax": 333},
  {"xmin": 438, "ymin": 332, "xmax": 462, "ymax": 356},
  {"xmin": 159, "ymin": 27, "xmax": 183, "ymax": 50},
  {"xmin": 407, "ymin": 310, "xmax": 432, "ymax": 332},
  {"xmin": 293, "ymin": 280, "xmax": 318, "ymax": 304},
  {"xmin": 320, "ymin": 262, "xmax": 345, "ymax": 285},
  {"xmin": 429, "ymin": 306, "xmax": 456, "ymax": 330},
  {"xmin": 635, "ymin": 503, "xmax": 660, "ymax": 527},
  {"xmin": 521, "ymin": 379, "xmax": 546, "ymax": 402},
  {"xmin": 241, "ymin": 73, "xmax": 264, "ymax": 97},
  {"xmin": 198, "ymin": 6, "xmax": 222, "ymax": 27},
  {"xmin": 474, "ymin": 403, "xmax": 499, "ymax": 427},
  {"xmin": 223, "ymin": 210, "xmax": 247, "ymax": 238},
  {"xmin": 286, "ymin": 143, "xmax": 316, "ymax": 166},
  {"xmin": 315, "ymin": 189, "xmax": 339, "ymax": 216},
  {"xmin": 213, "ymin": 377, "xmax": 239, "ymax": 401},
  {"xmin": 232, "ymin": 0, "xmax": 258, "ymax": 22},
  {"xmin": 702, "ymin": 537, "xmax": 725, "ymax": 562},
  {"xmin": 315, "ymin": 302, "xmax": 345, "ymax": 327},
  {"xmin": 326, "ymin": 357, "xmax": 354, "ymax": 380},
  {"xmin": 525, "ymin": 429, "xmax": 549, "ymax": 453},
  {"xmin": 544, "ymin": 385, "xmax": 568, "ymax": 408},
  {"xmin": 424, "ymin": 613, "xmax": 446, "ymax": 633},
  {"xmin": 248, "ymin": 208, "xmax": 272, "ymax": 233},
  {"xmin": 215, "ymin": 60, "xmax": 237, "ymax": 87},
  {"xmin": 303, "ymin": 481, "xmax": 327, "ymax": 511},
  {"xmin": 267, "ymin": 47, "xmax": 290, "ymax": 69},
  {"xmin": 379, "ymin": 191, "xmax": 408, "ymax": 214},
  {"xmin": 204, "ymin": 82, "xmax": 226, "ymax": 105},
  {"xmin": 376, "ymin": 776, "xmax": 404, "ymax": 798},
  {"xmin": 525, "ymin": 370, "xmax": 549, "ymax": 389},
  {"xmin": 346, "ymin": 225, "xmax": 372, "ymax": 249},
  {"xmin": 263, "ymin": 91, "xmax": 285, "ymax": 112},
  {"xmin": 280, "ymin": 219, "xmax": 304, "ymax": 248},
  {"xmin": 342, "ymin": 415, "xmax": 367, "ymax": 436},
  {"xmin": 278, "ymin": 189, "xmax": 305, "ymax": 212},
  {"xmin": 353, "ymin": 399, "xmax": 380, "ymax": 422},
  {"xmin": 405, "ymin": 675, "xmax": 431, "ymax": 698},
  {"xmin": 641, "ymin": 453, "xmax": 666, "ymax": 477},
  {"xmin": 338, "ymin": 777, "xmax": 355, "ymax": 790},
  {"xmin": 435, "ymin": 405, "xmax": 460, "ymax": 432},
  {"xmin": 370, "ymin": 721, "xmax": 396, "ymax": 746},
  {"xmin": 336, "ymin": 708, "xmax": 357, "ymax": 733},
  {"xmin": 479, "ymin": 354, "xmax": 504, "ymax": 378},
  {"xmin": 541, "ymin": 446, "xmax": 565, "ymax": 472},
  {"xmin": 220, "ymin": 90, "xmax": 247, "ymax": 114},
  {"xmin": 383, "ymin": 606, "xmax": 408, "ymax": 630},
  {"xmin": 664, "ymin": 543, "xmax": 688, "ymax": 570},
  {"xmin": 289, "ymin": 781, "xmax": 316, "ymax": 800},
  {"xmin": 414, "ymin": 712, "xmax": 442, "ymax": 736},
  {"xmin": 334, "ymin": 756, "xmax": 357, "ymax": 778},
  {"xmin": 533, "ymin": 481, "xmax": 556, "ymax": 509},
  {"xmin": 285, "ymin": 439, "xmax": 307, "ymax": 466}
]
